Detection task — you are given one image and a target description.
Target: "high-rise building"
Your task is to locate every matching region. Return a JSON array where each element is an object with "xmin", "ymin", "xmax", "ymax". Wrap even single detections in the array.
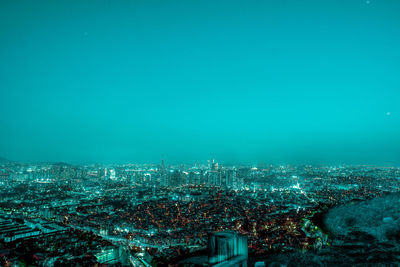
[
  {"xmin": 169, "ymin": 170, "xmax": 181, "ymax": 186},
  {"xmin": 208, "ymin": 231, "xmax": 248, "ymax": 266},
  {"xmin": 161, "ymin": 159, "xmax": 165, "ymax": 174},
  {"xmin": 225, "ymin": 169, "xmax": 236, "ymax": 189}
]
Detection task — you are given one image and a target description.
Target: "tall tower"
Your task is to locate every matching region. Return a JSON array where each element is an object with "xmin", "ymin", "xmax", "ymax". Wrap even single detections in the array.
[{"xmin": 208, "ymin": 231, "xmax": 248, "ymax": 266}]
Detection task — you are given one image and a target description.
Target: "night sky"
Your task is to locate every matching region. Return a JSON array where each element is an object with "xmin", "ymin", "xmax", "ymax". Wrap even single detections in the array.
[{"xmin": 1, "ymin": 0, "xmax": 399, "ymax": 165}]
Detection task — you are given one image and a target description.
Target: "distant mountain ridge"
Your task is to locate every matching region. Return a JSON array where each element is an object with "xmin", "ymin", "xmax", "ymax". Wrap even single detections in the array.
[
  {"xmin": 0, "ymin": 157, "xmax": 74, "ymax": 165},
  {"xmin": 53, "ymin": 162, "xmax": 72, "ymax": 166},
  {"xmin": 0, "ymin": 156, "xmax": 11, "ymax": 162}
]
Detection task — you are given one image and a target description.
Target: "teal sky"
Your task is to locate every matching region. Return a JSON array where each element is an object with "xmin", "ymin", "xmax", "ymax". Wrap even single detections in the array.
[{"xmin": 1, "ymin": 0, "xmax": 399, "ymax": 165}]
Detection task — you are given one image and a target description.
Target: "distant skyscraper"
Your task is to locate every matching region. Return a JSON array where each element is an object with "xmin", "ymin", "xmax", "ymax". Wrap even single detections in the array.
[
  {"xmin": 169, "ymin": 170, "xmax": 181, "ymax": 186},
  {"xmin": 189, "ymin": 171, "xmax": 195, "ymax": 185},
  {"xmin": 225, "ymin": 169, "xmax": 236, "ymax": 189},
  {"xmin": 211, "ymin": 159, "xmax": 218, "ymax": 171}
]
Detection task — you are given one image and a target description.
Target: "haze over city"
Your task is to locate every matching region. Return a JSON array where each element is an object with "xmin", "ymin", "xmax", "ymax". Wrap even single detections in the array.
[{"xmin": 1, "ymin": 0, "xmax": 400, "ymax": 165}]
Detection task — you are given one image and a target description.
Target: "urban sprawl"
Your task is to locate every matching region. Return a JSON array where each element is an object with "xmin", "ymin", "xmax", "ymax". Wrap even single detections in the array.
[{"xmin": 0, "ymin": 159, "xmax": 399, "ymax": 266}]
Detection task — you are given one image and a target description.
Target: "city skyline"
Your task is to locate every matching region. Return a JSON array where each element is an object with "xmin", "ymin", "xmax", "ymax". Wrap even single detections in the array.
[
  {"xmin": 1, "ymin": 158, "xmax": 399, "ymax": 265},
  {"xmin": 1, "ymin": 156, "xmax": 400, "ymax": 168},
  {"xmin": 1, "ymin": 0, "xmax": 400, "ymax": 165}
]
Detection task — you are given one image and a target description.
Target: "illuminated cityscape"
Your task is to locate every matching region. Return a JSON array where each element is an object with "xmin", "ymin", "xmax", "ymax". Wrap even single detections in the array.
[
  {"xmin": 1, "ymin": 0, "xmax": 400, "ymax": 266},
  {"xmin": 1, "ymin": 159, "xmax": 400, "ymax": 265}
]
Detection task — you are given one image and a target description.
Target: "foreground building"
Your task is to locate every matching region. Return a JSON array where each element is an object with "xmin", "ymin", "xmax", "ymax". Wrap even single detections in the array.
[{"xmin": 208, "ymin": 231, "xmax": 248, "ymax": 266}]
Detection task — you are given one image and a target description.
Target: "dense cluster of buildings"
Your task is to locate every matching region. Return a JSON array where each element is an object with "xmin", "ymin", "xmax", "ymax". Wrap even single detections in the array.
[{"xmin": 0, "ymin": 158, "xmax": 399, "ymax": 266}]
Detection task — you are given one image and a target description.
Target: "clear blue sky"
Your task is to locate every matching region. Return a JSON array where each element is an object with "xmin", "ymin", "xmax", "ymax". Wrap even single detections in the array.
[{"xmin": 0, "ymin": 0, "xmax": 399, "ymax": 165}]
